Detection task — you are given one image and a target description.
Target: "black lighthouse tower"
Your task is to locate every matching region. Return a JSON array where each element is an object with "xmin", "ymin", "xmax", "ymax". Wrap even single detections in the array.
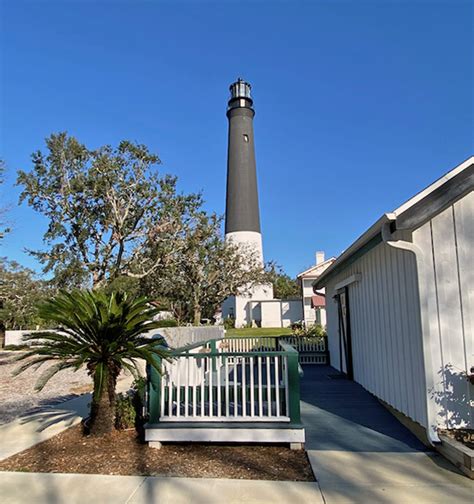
[
  {"xmin": 225, "ymin": 79, "xmax": 263, "ymax": 256},
  {"xmin": 222, "ymin": 78, "xmax": 273, "ymax": 327}
]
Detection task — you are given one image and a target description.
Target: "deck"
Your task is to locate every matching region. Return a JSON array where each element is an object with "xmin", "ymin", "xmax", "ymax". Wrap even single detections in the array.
[
  {"xmin": 145, "ymin": 336, "xmax": 328, "ymax": 446},
  {"xmin": 300, "ymin": 365, "xmax": 427, "ymax": 452}
]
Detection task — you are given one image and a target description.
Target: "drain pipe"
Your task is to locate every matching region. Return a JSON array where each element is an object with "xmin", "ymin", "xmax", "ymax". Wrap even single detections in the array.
[{"xmin": 381, "ymin": 216, "xmax": 441, "ymax": 445}]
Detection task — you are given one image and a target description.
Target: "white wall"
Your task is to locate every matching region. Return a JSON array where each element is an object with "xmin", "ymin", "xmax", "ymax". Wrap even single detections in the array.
[
  {"xmin": 5, "ymin": 326, "xmax": 224, "ymax": 349},
  {"xmin": 302, "ymin": 278, "xmax": 327, "ymax": 327},
  {"xmin": 222, "ymin": 283, "xmax": 274, "ymax": 328},
  {"xmin": 5, "ymin": 330, "xmax": 34, "ymax": 346},
  {"xmin": 413, "ymin": 190, "xmax": 474, "ymax": 429},
  {"xmin": 302, "ymin": 279, "xmax": 316, "ymax": 324},
  {"xmin": 260, "ymin": 301, "xmax": 283, "ymax": 328},
  {"xmin": 325, "ymin": 191, "xmax": 474, "ymax": 432},
  {"xmin": 325, "ymin": 239, "xmax": 428, "ymax": 428},
  {"xmin": 281, "ymin": 300, "xmax": 303, "ymax": 327}
]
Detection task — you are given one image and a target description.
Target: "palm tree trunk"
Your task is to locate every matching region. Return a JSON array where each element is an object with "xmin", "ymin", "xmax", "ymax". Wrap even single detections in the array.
[{"xmin": 89, "ymin": 369, "xmax": 117, "ymax": 436}]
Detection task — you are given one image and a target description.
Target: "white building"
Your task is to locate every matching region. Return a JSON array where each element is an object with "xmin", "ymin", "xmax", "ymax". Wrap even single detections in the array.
[
  {"xmin": 297, "ymin": 251, "xmax": 335, "ymax": 327},
  {"xmin": 314, "ymin": 157, "xmax": 473, "ymax": 443}
]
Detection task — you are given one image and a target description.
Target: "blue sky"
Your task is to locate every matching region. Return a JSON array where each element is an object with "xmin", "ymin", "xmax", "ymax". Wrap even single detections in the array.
[{"xmin": 1, "ymin": 0, "xmax": 472, "ymax": 277}]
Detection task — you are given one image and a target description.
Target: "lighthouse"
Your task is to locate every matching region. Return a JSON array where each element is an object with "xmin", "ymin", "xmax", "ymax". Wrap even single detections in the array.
[
  {"xmin": 222, "ymin": 79, "xmax": 274, "ymax": 327},
  {"xmin": 224, "ymin": 78, "xmax": 264, "ymax": 264}
]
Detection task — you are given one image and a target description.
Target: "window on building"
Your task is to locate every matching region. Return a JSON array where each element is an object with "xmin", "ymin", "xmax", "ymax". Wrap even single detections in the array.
[{"xmin": 243, "ymin": 134, "xmax": 249, "ymax": 142}]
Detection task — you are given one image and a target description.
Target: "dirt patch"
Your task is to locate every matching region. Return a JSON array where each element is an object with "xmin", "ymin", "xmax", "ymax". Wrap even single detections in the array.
[
  {"xmin": 0, "ymin": 424, "xmax": 315, "ymax": 481},
  {"xmin": 440, "ymin": 429, "xmax": 474, "ymax": 450}
]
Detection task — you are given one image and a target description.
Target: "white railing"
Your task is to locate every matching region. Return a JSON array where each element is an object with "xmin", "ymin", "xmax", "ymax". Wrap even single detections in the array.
[
  {"xmin": 281, "ymin": 336, "xmax": 327, "ymax": 364},
  {"xmin": 280, "ymin": 336, "xmax": 326, "ymax": 353},
  {"xmin": 158, "ymin": 351, "xmax": 290, "ymax": 423},
  {"xmin": 219, "ymin": 337, "xmax": 277, "ymax": 353}
]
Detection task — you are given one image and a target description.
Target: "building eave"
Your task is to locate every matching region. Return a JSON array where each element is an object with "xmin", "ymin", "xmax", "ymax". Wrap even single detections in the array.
[
  {"xmin": 313, "ymin": 214, "xmax": 395, "ymax": 290},
  {"xmin": 314, "ymin": 156, "xmax": 474, "ymax": 290},
  {"xmin": 297, "ymin": 258, "xmax": 336, "ymax": 279}
]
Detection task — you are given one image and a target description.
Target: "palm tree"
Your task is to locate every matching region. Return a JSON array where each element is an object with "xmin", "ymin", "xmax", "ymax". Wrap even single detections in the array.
[{"xmin": 14, "ymin": 290, "xmax": 170, "ymax": 436}]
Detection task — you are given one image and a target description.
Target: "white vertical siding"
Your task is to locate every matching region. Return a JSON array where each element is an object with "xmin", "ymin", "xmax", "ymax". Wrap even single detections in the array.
[
  {"xmin": 325, "ymin": 241, "xmax": 428, "ymax": 427},
  {"xmin": 325, "ymin": 190, "xmax": 473, "ymax": 431},
  {"xmin": 413, "ymin": 190, "xmax": 474, "ymax": 429}
]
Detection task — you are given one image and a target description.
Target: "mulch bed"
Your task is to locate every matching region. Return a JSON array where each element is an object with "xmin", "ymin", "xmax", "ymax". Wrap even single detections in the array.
[{"xmin": 0, "ymin": 424, "xmax": 315, "ymax": 481}]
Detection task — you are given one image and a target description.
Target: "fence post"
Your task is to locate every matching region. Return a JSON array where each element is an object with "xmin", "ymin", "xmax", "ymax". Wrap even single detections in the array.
[
  {"xmin": 209, "ymin": 338, "xmax": 217, "ymax": 371},
  {"xmin": 323, "ymin": 335, "xmax": 330, "ymax": 364},
  {"xmin": 148, "ymin": 356, "xmax": 162, "ymax": 423},
  {"xmin": 287, "ymin": 350, "xmax": 301, "ymax": 425}
]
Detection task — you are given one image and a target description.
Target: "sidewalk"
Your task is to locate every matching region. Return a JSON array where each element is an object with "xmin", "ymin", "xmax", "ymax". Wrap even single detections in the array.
[
  {"xmin": 0, "ymin": 472, "xmax": 323, "ymax": 504},
  {"xmin": 0, "ymin": 365, "xmax": 472, "ymax": 503}
]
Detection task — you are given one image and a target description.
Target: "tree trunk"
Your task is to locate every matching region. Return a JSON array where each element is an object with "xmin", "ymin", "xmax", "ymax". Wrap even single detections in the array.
[
  {"xmin": 89, "ymin": 369, "xmax": 117, "ymax": 436},
  {"xmin": 0, "ymin": 300, "xmax": 5, "ymax": 348},
  {"xmin": 193, "ymin": 304, "xmax": 201, "ymax": 326}
]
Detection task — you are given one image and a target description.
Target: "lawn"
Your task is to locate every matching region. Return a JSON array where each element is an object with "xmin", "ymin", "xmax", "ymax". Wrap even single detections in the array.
[{"xmin": 225, "ymin": 327, "xmax": 293, "ymax": 337}]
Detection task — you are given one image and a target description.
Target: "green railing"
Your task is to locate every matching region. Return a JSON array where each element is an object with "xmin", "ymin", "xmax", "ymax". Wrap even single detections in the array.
[{"xmin": 147, "ymin": 337, "xmax": 302, "ymax": 426}]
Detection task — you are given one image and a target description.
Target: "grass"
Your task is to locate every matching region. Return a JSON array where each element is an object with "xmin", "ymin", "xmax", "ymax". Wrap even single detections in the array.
[{"xmin": 225, "ymin": 327, "xmax": 293, "ymax": 337}]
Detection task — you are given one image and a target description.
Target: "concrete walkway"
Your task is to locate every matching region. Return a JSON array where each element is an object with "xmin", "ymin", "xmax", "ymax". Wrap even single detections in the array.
[
  {"xmin": 0, "ymin": 472, "xmax": 322, "ymax": 504},
  {"xmin": 301, "ymin": 365, "xmax": 473, "ymax": 503},
  {"xmin": 0, "ymin": 365, "xmax": 473, "ymax": 503}
]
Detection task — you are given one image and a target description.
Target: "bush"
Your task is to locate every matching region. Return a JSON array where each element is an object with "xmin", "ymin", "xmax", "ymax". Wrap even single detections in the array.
[
  {"xmin": 223, "ymin": 316, "xmax": 235, "ymax": 330},
  {"xmin": 115, "ymin": 377, "xmax": 149, "ymax": 430},
  {"xmin": 292, "ymin": 323, "xmax": 326, "ymax": 338},
  {"xmin": 291, "ymin": 321, "xmax": 303, "ymax": 332},
  {"xmin": 154, "ymin": 319, "xmax": 178, "ymax": 328},
  {"xmin": 132, "ymin": 376, "xmax": 147, "ymax": 416},
  {"xmin": 306, "ymin": 323, "xmax": 326, "ymax": 338},
  {"xmin": 115, "ymin": 393, "xmax": 137, "ymax": 430}
]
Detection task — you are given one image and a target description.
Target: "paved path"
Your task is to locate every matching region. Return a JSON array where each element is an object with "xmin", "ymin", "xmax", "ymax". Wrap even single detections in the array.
[
  {"xmin": 0, "ymin": 364, "xmax": 472, "ymax": 503},
  {"xmin": 301, "ymin": 365, "xmax": 473, "ymax": 503},
  {"xmin": 0, "ymin": 472, "xmax": 323, "ymax": 504}
]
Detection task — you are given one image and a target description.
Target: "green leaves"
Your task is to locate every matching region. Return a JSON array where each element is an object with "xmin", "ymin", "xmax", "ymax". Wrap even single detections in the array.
[
  {"xmin": 265, "ymin": 262, "xmax": 300, "ymax": 299},
  {"xmin": 16, "ymin": 133, "xmax": 201, "ymax": 289},
  {"xmin": 14, "ymin": 290, "xmax": 171, "ymax": 395},
  {"xmin": 0, "ymin": 258, "xmax": 53, "ymax": 330},
  {"xmin": 140, "ymin": 211, "xmax": 268, "ymax": 324}
]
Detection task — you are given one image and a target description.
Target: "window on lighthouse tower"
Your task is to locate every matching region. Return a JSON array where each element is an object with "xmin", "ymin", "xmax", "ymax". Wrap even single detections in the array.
[{"xmin": 243, "ymin": 134, "xmax": 249, "ymax": 142}]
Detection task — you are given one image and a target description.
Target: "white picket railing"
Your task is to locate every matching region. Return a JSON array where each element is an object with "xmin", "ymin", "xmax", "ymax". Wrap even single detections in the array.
[
  {"xmin": 280, "ymin": 336, "xmax": 326, "ymax": 352},
  {"xmin": 280, "ymin": 336, "xmax": 327, "ymax": 364},
  {"xmin": 158, "ymin": 351, "xmax": 290, "ymax": 423},
  {"xmin": 218, "ymin": 337, "xmax": 277, "ymax": 353}
]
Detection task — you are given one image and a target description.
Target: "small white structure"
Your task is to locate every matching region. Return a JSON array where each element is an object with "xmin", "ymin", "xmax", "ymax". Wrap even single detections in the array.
[
  {"xmin": 222, "ymin": 290, "xmax": 303, "ymax": 329},
  {"xmin": 297, "ymin": 251, "xmax": 335, "ymax": 327},
  {"xmin": 314, "ymin": 157, "xmax": 474, "ymax": 443}
]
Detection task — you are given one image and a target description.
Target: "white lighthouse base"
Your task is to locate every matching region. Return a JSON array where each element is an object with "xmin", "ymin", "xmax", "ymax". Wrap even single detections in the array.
[
  {"xmin": 221, "ymin": 230, "xmax": 303, "ymax": 328},
  {"xmin": 222, "ymin": 283, "xmax": 274, "ymax": 328},
  {"xmin": 225, "ymin": 231, "xmax": 264, "ymax": 266}
]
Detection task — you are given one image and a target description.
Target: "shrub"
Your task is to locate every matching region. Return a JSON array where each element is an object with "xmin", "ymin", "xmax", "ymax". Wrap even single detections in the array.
[
  {"xmin": 115, "ymin": 393, "xmax": 137, "ymax": 430},
  {"xmin": 224, "ymin": 316, "xmax": 235, "ymax": 330},
  {"xmin": 154, "ymin": 319, "xmax": 178, "ymax": 328},
  {"xmin": 306, "ymin": 323, "xmax": 326, "ymax": 338},
  {"xmin": 291, "ymin": 321, "xmax": 303, "ymax": 332},
  {"xmin": 292, "ymin": 323, "xmax": 326, "ymax": 338},
  {"xmin": 132, "ymin": 376, "xmax": 147, "ymax": 420}
]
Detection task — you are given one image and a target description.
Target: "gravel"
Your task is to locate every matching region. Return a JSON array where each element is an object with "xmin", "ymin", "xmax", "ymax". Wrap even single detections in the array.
[{"xmin": 0, "ymin": 351, "xmax": 92, "ymax": 425}]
